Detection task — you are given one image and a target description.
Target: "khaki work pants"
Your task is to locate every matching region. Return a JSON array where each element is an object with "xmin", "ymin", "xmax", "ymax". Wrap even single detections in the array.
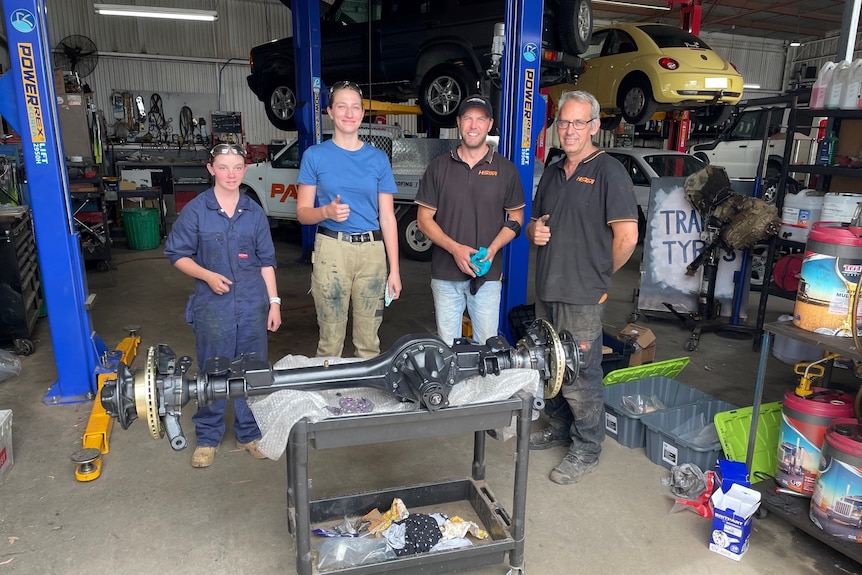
[{"xmin": 310, "ymin": 234, "xmax": 387, "ymax": 358}]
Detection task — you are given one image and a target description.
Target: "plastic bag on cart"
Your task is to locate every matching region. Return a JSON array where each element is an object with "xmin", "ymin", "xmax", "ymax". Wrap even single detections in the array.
[
  {"xmin": 0, "ymin": 348, "xmax": 21, "ymax": 383},
  {"xmin": 316, "ymin": 536, "xmax": 396, "ymax": 571}
]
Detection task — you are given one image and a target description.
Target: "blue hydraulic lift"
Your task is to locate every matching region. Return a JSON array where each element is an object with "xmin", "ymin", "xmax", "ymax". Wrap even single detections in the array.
[
  {"xmin": 289, "ymin": 0, "xmax": 544, "ymax": 343},
  {"xmin": 0, "ymin": 0, "xmax": 107, "ymax": 405}
]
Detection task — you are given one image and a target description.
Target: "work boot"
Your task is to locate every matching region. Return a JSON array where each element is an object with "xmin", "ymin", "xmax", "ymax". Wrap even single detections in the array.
[
  {"xmin": 529, "ymin": 427, "xmax": 570, "ymax": 450},
  {"xmin": 236, "ymin": 438, "xmax": 267, "ymax": 459},
  {"xmin": 191, "ymin": 445, "xmax": 218, "ymax": 468},
  {"xmin": 549, "ymin": 454, "xmax": 598, "ymax": 485}
]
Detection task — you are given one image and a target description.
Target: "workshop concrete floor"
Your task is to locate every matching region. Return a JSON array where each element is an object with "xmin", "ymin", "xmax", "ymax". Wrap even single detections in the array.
[{"xmin": 1, "ymin": 225, "xmax": 861, "ymax": 575}]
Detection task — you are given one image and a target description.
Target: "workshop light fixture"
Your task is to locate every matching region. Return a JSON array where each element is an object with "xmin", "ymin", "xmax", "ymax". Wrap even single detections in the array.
[
  {"xmin": 94, "ymin": 4, "xmax": 218, "ymax": 22},
  {"xmin": 592, "ymin": 0, "xmax": 671, "ymax": 10}
]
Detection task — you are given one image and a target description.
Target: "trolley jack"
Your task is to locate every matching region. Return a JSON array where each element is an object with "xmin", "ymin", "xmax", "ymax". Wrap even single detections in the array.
[{"xmin": 100, "ymin": 319, "xmax": 580, "ymax": 450}]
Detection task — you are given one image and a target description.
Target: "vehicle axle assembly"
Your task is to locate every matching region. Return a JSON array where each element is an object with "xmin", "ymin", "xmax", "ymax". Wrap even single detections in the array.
[{"xmin": 100, "ymin": 319, "xmax": 579, "ymax": 451}]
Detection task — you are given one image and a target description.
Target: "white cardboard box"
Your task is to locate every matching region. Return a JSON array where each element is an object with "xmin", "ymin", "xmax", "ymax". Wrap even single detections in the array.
[
  {"xmin": 0, "ymin": 410, "xmax": 13, "ymax": 485},
  {"xmin": 709, "ymin": 483, "xmax": 761, "ymax": 561}
]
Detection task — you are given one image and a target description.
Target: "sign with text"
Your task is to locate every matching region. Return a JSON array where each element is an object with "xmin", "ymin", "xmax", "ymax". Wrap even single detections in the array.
[{"xmin": 638, "ymin": 177, "xmax": 748, "ymax": 318}]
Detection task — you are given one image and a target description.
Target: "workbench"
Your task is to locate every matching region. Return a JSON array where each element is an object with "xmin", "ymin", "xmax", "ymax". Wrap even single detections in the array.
[
  {"xmin": 746, "ymin": 321, "xmax": 862, "ymax": 565},
  {"xmin": 286, "ymin": 391, "xmax": 533, "ymax": 575}
]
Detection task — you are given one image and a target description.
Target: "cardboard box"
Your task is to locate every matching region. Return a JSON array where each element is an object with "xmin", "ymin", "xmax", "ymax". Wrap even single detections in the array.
[
  {"xmin": 0, "ymin": 410, "xmax": 13, "ymax": 485},
  {"xmin": 715, "ymin": 459, "xmax": 750, "ymax": 493},
  {"xmin": 709, "ymin": 484, "xmax": 761, "ymax": 561},
  {"xmin": 618, "ymin": 323, "xmax": 656, "ymax": 366}
]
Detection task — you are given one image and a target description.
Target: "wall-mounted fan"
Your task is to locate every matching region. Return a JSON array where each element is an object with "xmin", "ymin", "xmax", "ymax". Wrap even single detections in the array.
[{"xmin": 53, "ymin": 35, "xmax": 99, "ymax": 78}]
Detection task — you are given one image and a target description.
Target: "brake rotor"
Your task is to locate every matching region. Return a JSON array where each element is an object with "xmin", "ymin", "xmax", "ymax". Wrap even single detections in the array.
[
  {"xmin": 537, "ymin": 319, "xmax": 565, "ymax": 399},
  {"xmin": 134, "ymin": 346, "xmax": 163, "ymax": 440}
]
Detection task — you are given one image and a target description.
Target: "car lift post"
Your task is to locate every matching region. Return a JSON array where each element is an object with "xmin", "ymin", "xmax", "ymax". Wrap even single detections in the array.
[
  {"xmin": 291, "ymin": 0, "xmax": 323, "ymax": 263},
  {"xmin": 665, "ymin": 0, "xmax": 701, "ymax": 152},
  {"xmin": 0, "ymin": 0, "xmax": 107, "ymax": 404},
  {"xmin": 497, "ymin": 0, "xmax": 546, "ymax": 343}
]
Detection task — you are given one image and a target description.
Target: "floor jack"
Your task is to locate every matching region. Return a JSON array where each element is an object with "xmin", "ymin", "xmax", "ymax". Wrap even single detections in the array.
[{"xmin": 70, "ymin": 329, "xmax": 141, "ymax": 481}]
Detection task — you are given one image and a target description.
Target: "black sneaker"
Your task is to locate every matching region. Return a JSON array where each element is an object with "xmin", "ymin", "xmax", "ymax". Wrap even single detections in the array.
[
  {"xmin": 529, "ymin": 427, "xmax": 570, "ymax": 450},
  {"xmin": 549, "ymin": 454, "xmax": 599, "ymax": 485}
]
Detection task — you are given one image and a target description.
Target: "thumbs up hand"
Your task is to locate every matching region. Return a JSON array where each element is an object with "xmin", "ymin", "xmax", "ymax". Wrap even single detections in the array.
[
  {"xmin": 325, "ymin": 194, "xmax": 351, "ymax": 222},
  {"xmin": 530, "ymin": 214, "xmax": 551, "ymax": 246}
]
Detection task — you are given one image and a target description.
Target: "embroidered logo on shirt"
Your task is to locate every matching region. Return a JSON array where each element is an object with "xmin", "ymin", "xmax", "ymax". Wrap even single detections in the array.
[
  {"xmin": 478, "ymin": 169, "xmax": 498, "ymax": 176},
  {"xmin": 576, "ymin": 176, "xmax": 595, "ymax": 184},
  {"xmin": 238, "ymin": 253, "xmax": 249, "ymax": 259}
]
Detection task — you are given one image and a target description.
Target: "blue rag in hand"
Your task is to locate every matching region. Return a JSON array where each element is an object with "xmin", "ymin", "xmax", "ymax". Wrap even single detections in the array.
[{"xmin": 470, "ymin": 247, "xmax": 491, "ymax": 277}]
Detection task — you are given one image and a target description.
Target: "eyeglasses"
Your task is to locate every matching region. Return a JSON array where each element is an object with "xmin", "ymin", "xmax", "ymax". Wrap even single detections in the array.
[
  {"xmin": 329, "ymin": 80, "xmax": 363, "ymax": 98},
  {"xmin": 558, "ymin": 118, "xmax": 596, "ymax": 131},
  {"xmin": 210, "ymin": 143, "xmax": 246, "ymax": 158}
]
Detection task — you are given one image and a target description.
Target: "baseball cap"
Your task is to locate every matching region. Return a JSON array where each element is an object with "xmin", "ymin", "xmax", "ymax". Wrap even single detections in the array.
[{"xmin": 458, "ymin": 95, "xmax": 493, "ymax": 117}]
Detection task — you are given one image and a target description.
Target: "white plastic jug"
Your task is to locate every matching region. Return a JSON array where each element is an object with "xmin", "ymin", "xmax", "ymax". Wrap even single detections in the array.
[
  {"xmin": 811, "ymin": 61, "xmax": 837, "ymax": 109},
  {"xmin": 826, "ymin": 60, "xmax": 851, "ymax": 109},
  {"xmin": 843, "ymin": 58, "xmax": 862, "ymax": 109}
]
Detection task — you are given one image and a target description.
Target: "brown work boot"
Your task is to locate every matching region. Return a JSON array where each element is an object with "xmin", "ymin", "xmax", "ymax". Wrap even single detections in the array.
[
  {"xmin": 191, "ymin": 445, "xmax": 218, "ymax": 468},
  {"xmin": 236, "ymin": 438, "xmax": 267, "ymax": 459}
]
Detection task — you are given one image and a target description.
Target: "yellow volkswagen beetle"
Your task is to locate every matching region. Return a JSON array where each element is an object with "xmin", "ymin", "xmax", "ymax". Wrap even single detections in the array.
[{"xmin": 577, "ymin": 23, "xmax": 743, "ymax": 127}]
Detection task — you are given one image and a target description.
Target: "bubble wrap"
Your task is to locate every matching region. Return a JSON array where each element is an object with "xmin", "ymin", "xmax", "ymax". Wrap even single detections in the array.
[{"xmin": 248, "ymin": 354, "xmax": 540, "ymax": 460}]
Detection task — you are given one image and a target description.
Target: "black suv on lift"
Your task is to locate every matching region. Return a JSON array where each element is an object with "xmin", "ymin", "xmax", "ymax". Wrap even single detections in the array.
[{"xmin": 247, "ymin": 0, "xmax": 592, "ymax": 130}]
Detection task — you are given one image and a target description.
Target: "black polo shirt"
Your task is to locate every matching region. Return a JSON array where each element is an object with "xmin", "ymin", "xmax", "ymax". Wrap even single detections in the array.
[
  {"xmin": 532, "ymin": 149, "xmax": 638, "ymax": 305},
  {"xmin": 416, "ymin": 146, "xmax": 525, "ymax": 281}
]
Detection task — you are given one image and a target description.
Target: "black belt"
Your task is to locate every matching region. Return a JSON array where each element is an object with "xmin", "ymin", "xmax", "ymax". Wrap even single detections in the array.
[{"xmin": 318, "ymin": 227, "xmax": 382, "ymax": 243}]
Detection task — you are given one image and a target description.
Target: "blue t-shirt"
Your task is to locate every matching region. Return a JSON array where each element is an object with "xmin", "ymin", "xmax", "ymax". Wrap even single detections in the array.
[{"xmin": 298, "ymin": 139, "xmax": 397, "ymax": 233}]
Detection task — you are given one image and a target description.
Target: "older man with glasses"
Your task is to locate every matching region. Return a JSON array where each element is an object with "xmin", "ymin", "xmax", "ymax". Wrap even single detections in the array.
[
  {"xmin": 526, "ymin": 90, "xmax": 639, "ymax": 485},
  {"xmin": 165, "ymin": 142, "xmax": 281, "ymax": 468}
]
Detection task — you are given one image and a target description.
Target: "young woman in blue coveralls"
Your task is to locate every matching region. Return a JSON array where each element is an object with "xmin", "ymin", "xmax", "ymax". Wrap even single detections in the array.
[{"xmin": 164, "ymin": 143, "xmax": 282, "ymax": 468}]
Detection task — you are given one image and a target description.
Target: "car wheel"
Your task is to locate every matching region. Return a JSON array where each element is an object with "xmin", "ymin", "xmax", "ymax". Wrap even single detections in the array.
[
  {"xmin": 618, "ymin": 78, "xmax": 657, "ymax": 126},
  {"xmin": 398, "ymin": 206, "xmax": 433, "ymax": 261},
  {"xmin": 558, "ymin": 0, "xmax": 593, "ymax": 55},
  {"xmin": 694, "ymin": 105, "xmax": 733, "ymax": 126},
  {"xmin": 765, "ymin": 161, "xmax": 782, "ymax": 180},
  {"xmin": 419, "ymin": 63, "xmax": 479, "ymax": 128},
  {"xmin": 264, "ymin": 79, "xmax": 297, "ymax": 131}
]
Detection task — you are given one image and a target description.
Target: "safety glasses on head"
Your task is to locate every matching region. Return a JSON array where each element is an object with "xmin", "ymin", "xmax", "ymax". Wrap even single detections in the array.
[
  {"xmin": 209, "ymin": 143, "xmax": 247, "ymax": 158},
  {"xmin": 329, "ymin": 80, "xmax": 363, "ymax": 99}
]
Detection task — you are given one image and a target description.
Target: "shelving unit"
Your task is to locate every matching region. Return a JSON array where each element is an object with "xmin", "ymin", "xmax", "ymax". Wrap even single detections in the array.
[
  {"xmin": 0, "ymin": 207, "xmax": 42, "ymax": 355},
  {"xmin": 747, "ymin": 322, "xmax": 862, "ymax": 565},
  {"xmin": 70, "ymin": 177, "xmax": 112, "ymax": 270},
  {"xmin": 753, "ymin": 101, "xmax": 862, "ymax": 343}
]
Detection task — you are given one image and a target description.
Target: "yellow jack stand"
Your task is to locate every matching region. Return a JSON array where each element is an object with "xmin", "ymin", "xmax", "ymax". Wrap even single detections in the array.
[{"xmin": 71, "ymin": 331, "xmax": 140, "ymax": 481}]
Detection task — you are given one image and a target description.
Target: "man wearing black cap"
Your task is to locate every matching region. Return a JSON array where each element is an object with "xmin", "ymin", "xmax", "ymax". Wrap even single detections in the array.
[{"xmin": 415, "ymin": 95, "xmax": 525, "ymax": 345}]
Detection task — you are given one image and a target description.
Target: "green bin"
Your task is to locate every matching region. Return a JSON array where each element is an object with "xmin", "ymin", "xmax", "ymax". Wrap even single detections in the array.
[{"xmin": 121, "ymin": 208, "xmax": 160, "ymax": 250}]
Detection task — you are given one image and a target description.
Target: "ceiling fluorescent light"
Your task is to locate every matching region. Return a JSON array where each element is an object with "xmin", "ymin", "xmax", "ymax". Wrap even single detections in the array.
[
  {"xmin": 743, "ymin": 84, "xmax": 761, "ymax": 89},
  {"xmin": 592, "ymin": 0, "xmax": 671, "ymax": 10},
  {"xmin": 94, "ymin": 4, "xmax": 218, "ymax": 22},
  {"xmin": 789, "ymin": 41, "xmax": 802, "ymax": 47}
]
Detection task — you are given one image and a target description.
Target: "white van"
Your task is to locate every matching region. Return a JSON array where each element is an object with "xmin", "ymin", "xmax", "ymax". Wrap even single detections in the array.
[{"xmin": 688, "ymin": 103, "xmax": 820, "ymax": 180}]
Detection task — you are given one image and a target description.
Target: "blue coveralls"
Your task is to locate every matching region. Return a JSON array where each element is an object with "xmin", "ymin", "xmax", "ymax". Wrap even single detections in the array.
[{"xmin": 164, "ymin": 188, "xmax": 277, "ymax": 447}]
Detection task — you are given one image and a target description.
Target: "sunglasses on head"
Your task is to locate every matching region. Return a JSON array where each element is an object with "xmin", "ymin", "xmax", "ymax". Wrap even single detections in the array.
[
  {"xmin": 329, "ymin": 80, "xmax": 363, "ymax": 98},
  {"xmin": 210, "ymin": 143, "xmax": 246, "ymax": 158}
]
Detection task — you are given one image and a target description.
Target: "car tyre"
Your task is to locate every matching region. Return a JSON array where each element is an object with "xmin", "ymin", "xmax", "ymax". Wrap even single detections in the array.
[
  {"xmin": 558, "ymin": 0, "xmax": 593, "ymax": 55},
  {"xmin": 599, "ymin": 115, "xmax": 621, "ymax": 131},
  {"xmin": 618, "ymin": 77, "xmax": 657, "ymax": 126},
  {"xmin": 264, "ymin": 79, "xmax": 298, "ymax": 131},
  {"xmin": 398, "ymin": 206, "xmax": 433, "ymax": 261},
  {"xmin": 419, "ymin": 63, "xmax": 479, "ymax": 128}
]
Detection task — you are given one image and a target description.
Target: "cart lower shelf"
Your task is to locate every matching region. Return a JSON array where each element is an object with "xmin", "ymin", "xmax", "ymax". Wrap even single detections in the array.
[{"xmin": 752, "ymin": 479, "xmax": 862, "ymax": 564}]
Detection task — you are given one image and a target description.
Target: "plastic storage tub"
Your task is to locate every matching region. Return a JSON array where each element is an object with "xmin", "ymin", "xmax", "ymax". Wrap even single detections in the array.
[
  {"xmin": 603, "ymin": 376, "xmax": 712, "ymax": 449},
  {"xmin": 642, "ymin": 399, "xmax": 737, "ymax": 470}
]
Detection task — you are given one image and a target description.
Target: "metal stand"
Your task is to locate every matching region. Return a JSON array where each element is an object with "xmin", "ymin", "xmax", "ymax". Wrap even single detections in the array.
[{"xmin": 286, "ymin": 392, "xmax": 533, "ymax": 575}]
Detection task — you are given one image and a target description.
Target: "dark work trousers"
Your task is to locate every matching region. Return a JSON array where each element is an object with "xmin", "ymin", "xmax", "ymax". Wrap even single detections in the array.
[{"xmin": 537, "ymin": 300, "xmax": 605, "ymax": 463}]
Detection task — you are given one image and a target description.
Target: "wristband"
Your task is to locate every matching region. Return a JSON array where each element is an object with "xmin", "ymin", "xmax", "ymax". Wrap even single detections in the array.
[
  {"xmin": 269, "ymin": 297, "xmax": 282, "ymax": 305},
  {"xmin": 504, "ymin": 220, "xmax": 521, "ymax": 237}
]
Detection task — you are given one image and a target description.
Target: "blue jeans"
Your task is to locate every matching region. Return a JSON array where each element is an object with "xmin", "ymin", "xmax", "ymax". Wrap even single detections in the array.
[
  {"xmin": 430, "ymin": 279, "xmax": 502, "ymax": 345},
  {"xmin": 537, "ymin": 300, "xmax": 605, "ymax": 463}
]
